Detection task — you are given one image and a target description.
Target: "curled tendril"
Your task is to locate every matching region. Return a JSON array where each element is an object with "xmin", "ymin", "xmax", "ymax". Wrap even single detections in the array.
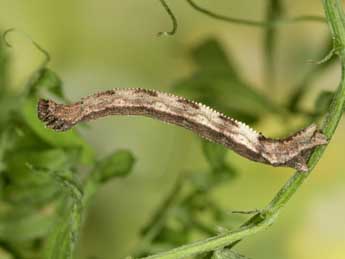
[
  {"xmin": 158, "ymin": 0, "xmax": 177, "ymax": 36},
  {"xmin": 186, "ymin": 0, "xmax": 326, "ymax": 27},
  {"xmin": 3, "ymin": 28, "xmax": 51, "ymax": 67},
  {"xmin": 307, "ymin": 47, "xmax": 337, "ymax": 65}
]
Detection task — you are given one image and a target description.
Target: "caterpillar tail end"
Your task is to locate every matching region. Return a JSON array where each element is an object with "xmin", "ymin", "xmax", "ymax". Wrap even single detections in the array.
[{"xmin": 37, "ymin": 99, "xmax": 73, "ymax": 132}]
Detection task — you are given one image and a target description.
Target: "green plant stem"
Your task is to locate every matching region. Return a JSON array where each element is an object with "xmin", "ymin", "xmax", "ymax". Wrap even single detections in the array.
[
  {"xmin": 264, "ymin": 0, "xmax": 284, "ymax": 90},
  {"xmin": 137, "ymin": 1, "xmax": 345, "ymax": 258},
  {"xmin": 265, "ymin": 0, "xmax": 345, "ymax": 214},
  {"xmin": 133, "ymin": 174, "xmax": 185, "ymax": 256},
  {"xmin": 0, "ymin": 34, "xmax": 8, "ymax": 98},
  {"xmin": 186, "ymin": 0, "xmax": 325, "ymax": 27}
]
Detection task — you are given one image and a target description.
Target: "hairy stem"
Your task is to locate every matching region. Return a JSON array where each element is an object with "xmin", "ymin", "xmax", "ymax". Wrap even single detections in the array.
[{"xmin": 136, "ymin": 1, "xmax": 345, "ymax": 258}]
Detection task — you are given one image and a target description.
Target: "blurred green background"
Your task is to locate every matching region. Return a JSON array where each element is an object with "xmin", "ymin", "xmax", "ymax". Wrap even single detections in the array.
[{"xmin": 0, "ymin": 0, "xmax": 344, "ymax": 259}]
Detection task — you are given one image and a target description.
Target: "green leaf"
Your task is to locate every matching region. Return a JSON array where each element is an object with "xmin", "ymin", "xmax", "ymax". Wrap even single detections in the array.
[
  {"xmin": 188, "ymin": 141, "xmax": 237, "ymax": 191},
  {"xmin": 173, "ymin": 70, "xmax": 270, "ymax": 123},
  {"xmin": 188, "ymin": 171, "xmax": 213, "ymax": 192},
  {"xmin": 44, "ymin": 200, "xmax": 82, "ymax": 259},
  {"xmin": 42, "ymin": 169, "xmax": 84, "ymax": 259},
  {"xmin": 0, "ymin": 96, "xmax": 19, "ymax": 127},
  {"xmin": 5, "ymin": 149, "xmax": 76, "ymax": 185},
  {"xmin": 20, "ymin": 97, "xmax": 94, "ymax": 164},
  {"xmin": 0, "ymin": 209, "xmax": 56, "ymax": 242},
  {"xmin": 18, "ymin": 40, "xmax": 65, "ymax": 99},
  {"xmin": 202, "ymin": 141, "xmax": 237, "ymax": 181},
  {"xmin": 27, "ymin": 68, "xmax": 64, "ymax": 99},
  {"xmin": 191, "ymin": 39, "xmax": 239, "ymax": 79},
  {"xmin": 173, "ymin": 39, "xmax": 279, "ymax": 123},
  {"xmin": 3, "ymin": 183, "xmax": 60, "ymax": 206},
  {"xmin": 6, "ymin": 113, "xmax": 51, "ymax": 150},
  {"xmin": 92, "ymin": 150, "xmax": 135, "ymax": 183},
  {"xmin": 202, "ymin": 141, "xmax": 227, "ymax": 170},
  {"xmin": 0, "ymin": 127, "xmax": 18, "ymax": 173},
  {"xmin": 0, "ymin": 247, "xmax": 14, "ymax": 259},
  {"xmin": 287, "ymin": 38, "xmax": 336, "ymax": 113},
  {"xmin": 2, "ymin": 149, "xmax": 78, "ymax": 206},
  {"xmin": 212, "ymin": 164, "xmax": 237, "ymax": 183}
]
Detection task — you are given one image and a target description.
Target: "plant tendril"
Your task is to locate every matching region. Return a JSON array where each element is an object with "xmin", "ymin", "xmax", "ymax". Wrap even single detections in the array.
[
  {"xmin": 3, "ymin": 28, "xmax": 51, "ymax": 67},
  {"xmin": 307, "ymin": 47, "xmax": 337, "ymax": 64},
  {"xmin": 158, "ymin": 0, "xmax": 177, "ymax": 36},
  {"xmin": 231, "ymin": 209, "xmax": 262, "ymax": 215},
  {"xmin": 186, "ymin": 0, "xmax": 326, "ymax": 28}
]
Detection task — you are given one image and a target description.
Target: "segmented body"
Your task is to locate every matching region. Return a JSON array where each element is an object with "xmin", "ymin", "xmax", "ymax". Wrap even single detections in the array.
[{"xmin": 37, "ymin": 88, "xmax": 328, "ymax": 172}]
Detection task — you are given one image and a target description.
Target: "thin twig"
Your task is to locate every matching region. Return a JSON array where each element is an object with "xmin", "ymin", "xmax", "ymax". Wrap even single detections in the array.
[
  {"xmin": 133, "ymin": 173, "xmax": 185, "ymax": 256},
  {"xmin": 186, "ymin": 0, "xmax": 325, "ymax": 28},
  {"xmin": 158, "ymin": 0, "xmax": 178, "ymax": 36},
  {"xmin": 3, "ymin": 28, "xmax": 50, "ymax": 67},
  {"xmin": 264, "ymin": 0, "xmax": 284, "ymax": 90},
  {"xmin": 307, "ymin": 47, "xmax": 336, "ymax": 64}
]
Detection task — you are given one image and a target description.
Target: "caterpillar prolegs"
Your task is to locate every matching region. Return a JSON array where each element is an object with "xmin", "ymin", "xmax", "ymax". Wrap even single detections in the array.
[{"xmin": 37, "ymin": 88, "xmax": 328, "ymax": 172}]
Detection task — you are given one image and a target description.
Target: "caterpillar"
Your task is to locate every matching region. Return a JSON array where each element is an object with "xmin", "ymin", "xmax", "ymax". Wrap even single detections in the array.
[{"xmin": 37, "ymin": 88, "xmax": 328, "ymax": 172}]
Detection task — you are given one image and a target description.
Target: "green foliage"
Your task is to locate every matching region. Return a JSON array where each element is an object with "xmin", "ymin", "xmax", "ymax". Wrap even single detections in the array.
[
  {"xmin": 314, "ymin": 90, "xmax": 334, "ymax": 115},
  {"xmin": 173, "ymin": 38, "xmax": 280, "ymax": 124},
  {"xmin": 202, "ymin": 141, "xmax": 227, "ymax": 170},
  {"xmin": 0, "ymin": 34, "xmax": 136, "ymax": 259},
  {"xmin": 131, "ymin": 2, "xmax": 341, "ymax": 259},
  {"xmin": 21, "ymin": 96, "xmax": 94, "ymax": 164},
  {"xmin": 133, "ymin": 140, "xmax": 238, "ymax": 257},
  {"xmin": 0, "ymin": 1, "xmax": 342, "ymax": 258},
  {"xmin": 287, "ymin": 38, "xmax": 336, "ymax": 114},
  {"xmin": 27, "ymin": 68, "xmax": 64, "ymax": 98},
  {"xmin": 92, "ymin": 150, "xmax": 135, "ymax": 183}
]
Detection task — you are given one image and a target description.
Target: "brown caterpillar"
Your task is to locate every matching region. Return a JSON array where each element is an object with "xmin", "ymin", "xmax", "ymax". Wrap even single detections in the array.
[{"xmin": 37, "ymin": 88, "xmax": 328, "ymax": 172}]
